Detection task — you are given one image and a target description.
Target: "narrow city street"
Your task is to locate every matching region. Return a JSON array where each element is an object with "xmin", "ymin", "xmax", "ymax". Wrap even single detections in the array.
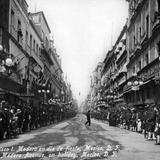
[{"xmin": 1, "ymin": 114, "xmax": 160, "ymax": 160}]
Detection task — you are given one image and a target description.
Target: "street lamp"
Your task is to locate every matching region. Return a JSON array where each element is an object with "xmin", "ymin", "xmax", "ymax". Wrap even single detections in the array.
[
  {"xmin": 38, "ymin": 84, "xmax": 50, "ymax": 104},
  {"xmin": 127, "ymin": 73, "xmax": 143, "ymax": 104},
  {"xmin": 61, "ymin": 88, "xmax": 64, "ymax": 102},
  {"xmin": 106, "ymin": 89, "xmax": 118, "ymax": 108},
  {"xmin": 127, "ymin": 73, "xmax": 143, "ymax": 89},
  {"xmin": 0, "ymin": 44, "xmax": 17, "ymax": 75}
]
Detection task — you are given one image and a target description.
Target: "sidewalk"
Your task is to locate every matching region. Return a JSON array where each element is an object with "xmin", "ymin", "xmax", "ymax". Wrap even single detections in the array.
[{"xmin": 93, "ymin": 119, "xmax": 160, "ymax": 160}]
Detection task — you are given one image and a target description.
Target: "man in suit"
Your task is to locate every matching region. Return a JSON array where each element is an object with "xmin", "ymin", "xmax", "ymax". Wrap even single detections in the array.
[{"xmin": 85, "ymin": 110, "xmax": 91, "ymax": 126}]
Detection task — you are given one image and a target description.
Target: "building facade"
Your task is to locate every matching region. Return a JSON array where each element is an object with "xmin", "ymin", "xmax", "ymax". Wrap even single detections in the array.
[
  {"xmin": 87, "ymin": 62, "xmax": 103, "ymax": 110},
  {"xmin": 97, "ymin": 0, "xmax": 160, "ymax": 110},
  {"xmin": 0, "ymin": 0, "xmax": 30, "ymax": 104},
  {"xmin": 0, "ymin": 0, "xmax": 68, "ymax": 106},
  {"xmin": 111, "ymin": 23, "xmax": 128, "ymax": 108},
  {"xmin": 123, "ymin": 0, "xmax": 160, "ymax": 107}
]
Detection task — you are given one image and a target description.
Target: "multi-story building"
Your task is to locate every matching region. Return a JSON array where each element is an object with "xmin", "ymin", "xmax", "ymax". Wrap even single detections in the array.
[
  {"xmin": 49, "ymin": 41, "xmax": 63, "ymax": 98},
  {"xmin": 123, "ymin": 0, "xmax": 160, "ymax": 107},
  {"xmin": 0, "ymin": 0, "xmax": 31, "ymax": 104},
  {"xmin": 29, "ymin": 11, "xmax": 52, "ymax": 85},
  {"xmin": 113, "ymin": 24, "xmax": 128, "ymax": 108},
  {"xmin": 101, "ymin": 48, "xmax": 117, "ymax": 107},
  {"xmin": 0, "ymin": 0, "xmax": 66, "ymax": 106},
  {"xmin": 100, "ymin": 22, "xmax": 128, "ymax": 108},
  {"xmin": 88, "ymin": 0, "xmax": 160, "ymax": 110},
  {"xmin": 29, "ymin": 11, "xmax": 64, "ymax": 102},
  {"xmin": 88, "ymin": 62, "xmax": 103, "ymax": 109}
]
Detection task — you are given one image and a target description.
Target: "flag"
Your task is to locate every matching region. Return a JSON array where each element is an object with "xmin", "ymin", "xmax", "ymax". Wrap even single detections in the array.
[{"xmin": 36, "ymin": 70, "xmax": 44, "ymax": 85}]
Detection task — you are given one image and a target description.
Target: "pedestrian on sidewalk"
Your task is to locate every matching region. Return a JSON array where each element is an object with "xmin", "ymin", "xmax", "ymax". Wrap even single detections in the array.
[
  {"xmin": 137, "ymin": 119, "xmax": 142, "ymax": 133},
  {"xmin": 85, "ymin": 110, "xmax": 91, "ymax": 126},
  {"xmin": 155, "ymin": 107, "xmax": 160, "ymax": 145},
  {"xmin": 147, "ymin": 106, "xmax": 157, "ymax": 140}
]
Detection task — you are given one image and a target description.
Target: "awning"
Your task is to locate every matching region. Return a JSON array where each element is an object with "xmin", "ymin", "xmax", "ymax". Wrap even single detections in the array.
[
  {"xmin": 19, "ymin": 93, "xmax": 34, "ymax": 97},
  {"xmin": 96, "ymin": 103, "xmax": 109, "ymax": 108},
  {"xmin": 123, "ymin": 88, "xmax": 132, "ymax": 95},
  {"xmin": 114, "ymin": 98, "xmax": 124, "ymax": 103},
  {"xmin": 139, "ymin": 79, "xmax": 153, "ymax": 87}
]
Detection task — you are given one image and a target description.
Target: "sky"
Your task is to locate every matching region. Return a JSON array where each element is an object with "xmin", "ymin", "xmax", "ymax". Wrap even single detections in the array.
[{"xmin": 27, "ymin": 0, "xmax": 128, "ymax": 105}]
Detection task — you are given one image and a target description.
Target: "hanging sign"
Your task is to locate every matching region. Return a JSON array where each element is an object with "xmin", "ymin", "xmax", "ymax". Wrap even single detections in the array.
[{"xmin": 33, "ymin": 65, "xmax": 41, "ymax": 73}]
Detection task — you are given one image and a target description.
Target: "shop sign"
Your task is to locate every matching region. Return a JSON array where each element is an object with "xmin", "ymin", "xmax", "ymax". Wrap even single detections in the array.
[
  {"xmin": 33, "ymin": 65, "xmax": 41, "ymax": 73},
  {"xmin": 131, "ymin": 86, "xmax": 139, "ymax": 91}
]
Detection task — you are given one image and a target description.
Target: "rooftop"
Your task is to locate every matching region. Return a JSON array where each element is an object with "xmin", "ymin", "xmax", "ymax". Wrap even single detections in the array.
[{"xmin": 29, "ymin": 11, "xmax": 51, "ymax": 33}]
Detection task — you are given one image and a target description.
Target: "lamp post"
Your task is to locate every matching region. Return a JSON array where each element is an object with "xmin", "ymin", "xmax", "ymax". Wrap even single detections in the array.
[
  {"xmin": 61, "ymin": 88, "xmax": 64, "ymax": 102},
  {"xmin": 106, "ymin": 89, "xmax": 118, "ymax": 108},
  {"xmin": 0, "ymin": 44, "xmax": 16, "ymax": 75},
  {"xmin": 38, "ymin": 84, "xmax": 50, "ymax": 104},
  {"xmin": 127, "ymin": 73, "xmax": 143, "ymax": 104}
]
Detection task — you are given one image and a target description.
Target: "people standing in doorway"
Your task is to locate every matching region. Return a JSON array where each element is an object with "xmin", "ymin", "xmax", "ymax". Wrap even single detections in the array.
[{"xmin": 85, "ymin": 110, "xmax": 91, "ymax": 126}]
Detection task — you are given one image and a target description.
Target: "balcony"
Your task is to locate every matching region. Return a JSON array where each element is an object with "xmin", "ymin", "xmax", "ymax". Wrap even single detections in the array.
[
  {"xmin": 128, "ymin": 0, "xmax": 145, "ymax": 27},
  {"xmin": 116, "ymin": 45, "xmax": 126, "ymax": 61},
  {"xmin": 41, "ymin": 45, "xmax": 53, "ymax": 65},
  {"xmin": 137, "ymin": 57, "xmax": 160, "ymax": 82},
  {"xmin": 115, "ymin": 63, "xmax": 127, "ymax": 82},
  {"xmin": 119, "ymin": 64, "xmax": 127, "ymax": 75},
  {"xmin": 30, "ymin": 49, "xmax": 44, "ymax": 69}
]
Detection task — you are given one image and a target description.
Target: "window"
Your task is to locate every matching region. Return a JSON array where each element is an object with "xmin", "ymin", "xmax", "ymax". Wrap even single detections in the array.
[
  {"xmin": 25, "ymin": 31, "xmax": 28, "ymax": 45},
  {"xmin": 45, "ymin": 37, "xmax": 49, "ymax": 50},
  {"xmin": 141, "ymin": 9, "xmax": 145, "ymax": 37},
  {"xmin": 33, "ymin": 40, "xmax": 35, "ymax": 52},
  {"xmin": 11, "ymin": 10, "xmax": 15, "ymax": 33},
  {"xmin": 146, "ymin": 15, "xmax": 149, "ymax": 38},
  {"xmin": 36, "ymin": 44, "xmax": 38, "ymax": 55},
  {"xmin": 132, "ymin": 66, "xmax": 136, "ymax": 74},
  {"xmin": 25, "ymin": 31, "xmax": 28, "ymax": 51},
  {"xmin": 138, "ymin": 60, "xmax": 141, "ymax": 71},
  {"xmin": 17, "ymin": 20, "xmax": 22, "ymax": 43},
  {"xmin": 138, "ymin": 26, "xmax": 141, "ymax": 43},
  {"xmin": 39, "ymin": 15, "xmax": 41, "ymax": 23},
  {"xmin": 39, "ymin": 47, "xmax": 41, "ymax": 56},
  {"xmin": 132, "ymin": 34, "xmax": 135, "ymax": 50},
  {"xmin": 145, "ymin": 53, "xmax": 149, "ymax": 65},
  {"xmin": 42, "ymin": 31, "xmax": 45, "ymax": 44},
  {"xmin": 30, "ymin": 35, "xmax": 32, "ymax": 50},
  {"xmin": 17, "ymin": 20, "xmax": 21, "ymax": 31}
]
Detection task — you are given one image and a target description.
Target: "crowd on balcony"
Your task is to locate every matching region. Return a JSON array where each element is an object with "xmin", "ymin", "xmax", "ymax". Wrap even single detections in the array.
[{"xmin": 0, "ymin": 99, "xmax": 76, "ymax": 141}]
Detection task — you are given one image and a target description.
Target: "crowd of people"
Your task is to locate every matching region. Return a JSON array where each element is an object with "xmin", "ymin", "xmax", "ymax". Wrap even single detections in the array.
[
  {"xmin": 110, "ymin": 104, "xmax": 160, "ymax": 145},
  {"xmin": 92, "ymin": 104, "xmax": 160, "ymax": 145},
  {"xmin": 0, "ymin": 100, "xmax": 76, "ymax": 140}
]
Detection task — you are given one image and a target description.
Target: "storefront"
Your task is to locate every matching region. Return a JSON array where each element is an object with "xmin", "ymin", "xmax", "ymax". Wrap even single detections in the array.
[
  {"xmin": 0, "ymin": 73, "xmax": 26, "ymax": 104},
  {"xmin": 123, "ymin": 57, "xmax": 160, "ymax": 107}
]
